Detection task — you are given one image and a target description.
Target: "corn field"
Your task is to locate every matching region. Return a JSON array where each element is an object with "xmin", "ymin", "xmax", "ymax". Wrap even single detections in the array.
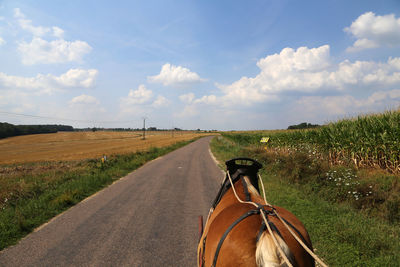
[
  {"xmin": 274, "ymin": 110, "xmax": 400, "ymax": 172},
  {"xmin": 227, "ymin": 110, "xmax": 400, "ymax": 173}
]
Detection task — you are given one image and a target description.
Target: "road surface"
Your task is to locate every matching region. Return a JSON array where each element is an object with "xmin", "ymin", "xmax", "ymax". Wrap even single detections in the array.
[{"xmin": 0, "ymin": 136, "xmax": 223, "ymax": 266}]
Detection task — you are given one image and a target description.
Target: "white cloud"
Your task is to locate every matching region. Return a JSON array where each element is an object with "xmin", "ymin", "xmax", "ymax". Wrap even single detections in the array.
[
  {"xmin": 55, "ymin": 68, "xmax": 98, "ymax": 88},
  {"xmin": 152, "ymin": 95, "xmax": 170, "ymax": 107},
  {"xmin": 179, "ymin": 93, "xmax": 195, "ymax": 103},
  {"xmin": 175, "ymin": 105, "xmax": 199, "ymax": 118},
  {"xmin": 0, "ymin": 90, "xmax": 31, "ymax": 111},
  {"xmin": 64, "ymin": 95, "xmax": 106, "ymax": 123},
  {"xmin": 13, "ymin": 8, "xmax": 91, "ymax": 65},
  {"xmin": 195, "ymin": 45, "xmax": 400, "ymax": 107},
  {"xmin": 364, "ymin": 89, "xmax": 400, "ymax": 105},
  {"xmin": 0, "ymin": 37, "xmax": 5, "ymax": 46},
  {"xmin": 193, "ymin": 94, "xmax": 218, "ymax": 104},
  {"xmin": 13, "ymin": 8, "xmax": 24, "ymax": 18},
  {"xmin": 0, "ymin": 72, "xmax": 52, "ymax": 93},
  {"xmin": 206, "ymin": 45, "xmax": 331, "ymax": 106},
  {"xmin": 52, "ymin": 26, "xmax": 64, "ymax": 38},
  {"xmin": 345, "ymin": 12, "xmax": 400, "ymax": 52},
  {"xmin": 257, "ymin": 45, "xmax": 331, "ymax": 73},
  {"xmin": 348, "ymin": 38, "xmax": 378, "ymax": 51},
  {"xmin": 0, "ymin": 68, "xmax": 98, "ymax": 94},
  {"xmin": 0, "ymin": 69, "xmax": 98, "ymax": 119},
  {"xmin": 119, "ymin": 85, "xmax": 170, "ymax": 116},
  {"xmin": 148, "ymin": 63, "xmax": 206, "ymax": 86},
  {"xmin": 174, "ymin": 45, "xmax": 400, "ymax": 122},
  {"xmin": 69, "ymin": 94, "xmax": 100, "ymax": 105},
  {"xmin": 14, "ymin": 8, "xmax": 50, "ymax": 37},
  {"xmin": 329, "ymin": 58, "xmax": 400, "ymax": 88},
  {"xmin": 295, "ymin": 89, "xmax": 400, "ymax": 117},
  {"xmin": 121, "ymin": 84, "xmax": 153, "ymax": 105},
  {"xmin": 18, "ymin": 37, "xmax": 92, "ymax": 65},
  {"xmin": 14, "ymin": 8, "xmax": 65, "ymax": 38},
  {"xmin": 296, "ymin": 95, "xmax": 357, "ymax": 116}
]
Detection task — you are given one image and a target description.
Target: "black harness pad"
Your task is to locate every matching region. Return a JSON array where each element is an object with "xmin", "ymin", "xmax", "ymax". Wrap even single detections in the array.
[{"xmin": 211, "ymin": 158, "xmax": 262, "ymax": 209}]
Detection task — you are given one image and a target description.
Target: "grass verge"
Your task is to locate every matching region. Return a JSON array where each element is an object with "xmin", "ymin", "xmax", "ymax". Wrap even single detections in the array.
[
  {"xmin": 0, "ymin": 139, "xmax": 197, "ymax": 251},
  {"xmin": 210, "ymin": 135, "xmax": 400, "ymax": 266}
]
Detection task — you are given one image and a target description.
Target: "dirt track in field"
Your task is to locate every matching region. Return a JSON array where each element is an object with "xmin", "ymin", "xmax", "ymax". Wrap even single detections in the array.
[
  {"xmin": 0, "ymin": 136, "xmax": 222, "ymax": 266},
  {"xmin": 0, "ymin": 131, "xmax": 212, "ymax": 164}
]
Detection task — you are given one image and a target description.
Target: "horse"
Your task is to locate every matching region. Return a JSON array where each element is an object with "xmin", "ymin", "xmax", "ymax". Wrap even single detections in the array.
[{"xmin": 197, "ymin": 158, "xmax": 322, "ymax": 267}]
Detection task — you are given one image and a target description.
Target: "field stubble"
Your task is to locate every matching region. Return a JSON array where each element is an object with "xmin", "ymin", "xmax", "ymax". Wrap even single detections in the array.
[{"xmin": 0, "ymin": 131, "xmax": 210, "ymax": 164}]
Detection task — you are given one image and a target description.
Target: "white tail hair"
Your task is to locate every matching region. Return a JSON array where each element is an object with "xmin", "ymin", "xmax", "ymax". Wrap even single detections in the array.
[
  {"xmin": 256, "ymin": 231, "xmax": 294, "ymax": 267},
  {"xmin": 242, "ymin": 177, "xmax": 294, "ymax": 266}
]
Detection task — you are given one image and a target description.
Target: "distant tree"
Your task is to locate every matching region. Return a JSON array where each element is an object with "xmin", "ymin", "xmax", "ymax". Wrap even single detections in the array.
[
  {"xmin": 287, "ymin": 122, "xmax": 320, "ymax": 130},
  {"xmin": 0, "ymin": 122, "xmax": 17, "ymax": 138},
  {"xmin": 0, "ymin": 123, "xmax": 74, "ymax": 139},
  {"xmin": 57, "ymin": 125, "xmax": 74, "ymax": 131}
]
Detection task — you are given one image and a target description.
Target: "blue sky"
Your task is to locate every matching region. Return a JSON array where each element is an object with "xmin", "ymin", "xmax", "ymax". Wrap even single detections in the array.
[{"xmin": 1, "ymin": 0, "xmax": 400, "ymax": 130}]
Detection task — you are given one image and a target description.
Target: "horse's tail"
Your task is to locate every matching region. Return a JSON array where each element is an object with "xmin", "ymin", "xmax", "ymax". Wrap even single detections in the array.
[{"xmin": 256, "ymin": 231, "xmax": 294, "ymax": 267}]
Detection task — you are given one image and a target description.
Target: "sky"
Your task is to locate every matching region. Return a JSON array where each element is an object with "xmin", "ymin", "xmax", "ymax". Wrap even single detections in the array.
[{"xmin": 0, "ymin": 0, "xmax": 400, "ymax": 130}]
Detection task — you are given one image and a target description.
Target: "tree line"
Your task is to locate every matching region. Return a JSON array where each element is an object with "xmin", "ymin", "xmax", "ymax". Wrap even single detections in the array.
[
  {"xmin": 0, "ymin": 122, "xmax": 74, "ymax": 139},
  {"xmin": 287, "ymin": 122, "xmax": 320, "ymax": 130}
]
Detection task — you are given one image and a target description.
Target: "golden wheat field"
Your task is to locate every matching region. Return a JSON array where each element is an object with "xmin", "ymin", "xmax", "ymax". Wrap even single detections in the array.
[{"xmin": 0, "ymin": 131, "xmax": 212, "ymax": 164}]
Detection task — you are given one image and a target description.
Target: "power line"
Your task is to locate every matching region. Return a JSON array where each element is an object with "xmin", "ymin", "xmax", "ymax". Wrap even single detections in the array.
[{"xmin": 0, "ymin": 110, "xmax": 136, "ymax": 124}]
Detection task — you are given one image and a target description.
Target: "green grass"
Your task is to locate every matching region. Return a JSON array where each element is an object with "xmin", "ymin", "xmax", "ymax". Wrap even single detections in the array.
[
  {"xmin": 210, "ymin": 135, "xmax": 400, "ymax": 266},
  {"xmin": 0, "ymin": 139, "xmax": 197, "ymax": 251}
]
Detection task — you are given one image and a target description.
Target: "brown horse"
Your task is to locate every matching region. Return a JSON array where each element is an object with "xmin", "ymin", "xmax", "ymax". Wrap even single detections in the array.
[{"xmin": 198, "ymin": 158, "xmax": 318, "ymax": 267}]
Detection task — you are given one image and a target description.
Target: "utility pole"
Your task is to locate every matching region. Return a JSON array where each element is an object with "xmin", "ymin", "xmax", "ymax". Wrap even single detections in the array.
[{"xmin": 142, "ymin": 117, "xmax": 146, "ymax": 140}]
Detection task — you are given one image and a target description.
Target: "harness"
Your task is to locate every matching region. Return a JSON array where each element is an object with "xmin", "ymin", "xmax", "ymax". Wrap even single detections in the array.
[
  {"xmin": 211, "ymin": 158, "xmax": 262, "ymax": 209},
  {"xmin": 203, "ymin": 184, "xmax": 311, "ymax": 267},
  {"xmin": 200, "ymin": 158, "xmax": 316, "ymax": 267},
  {"xmin": 211, "ymin": 205, "xmax": 280, "ymax": 267}
]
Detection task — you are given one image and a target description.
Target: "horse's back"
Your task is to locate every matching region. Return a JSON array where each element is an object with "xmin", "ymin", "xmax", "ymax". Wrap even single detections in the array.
[
  {"xmin": 203, "ymin": 204, "xmax": 315, "ymax": 267},
  {"xmin": 199, "ymin": 173, "xmax": 315, "ymax": 267},
  {"xmin": 204, "ymin": 202, "xmax": 261, "ymax": 266}
]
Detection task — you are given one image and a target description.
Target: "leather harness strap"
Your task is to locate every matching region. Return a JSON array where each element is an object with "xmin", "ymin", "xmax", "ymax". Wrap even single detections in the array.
[{"xmin": 256, "ymin": 220, "xmax": 284, "ymax": 242}]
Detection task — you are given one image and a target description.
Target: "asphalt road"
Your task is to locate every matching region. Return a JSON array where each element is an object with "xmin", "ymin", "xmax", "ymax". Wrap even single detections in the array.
[{"xmin": 0, "ymin": 136, "xmax": 222, "ymax": 267}]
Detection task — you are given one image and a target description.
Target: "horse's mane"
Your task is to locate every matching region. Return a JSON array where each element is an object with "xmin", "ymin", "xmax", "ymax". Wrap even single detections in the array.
[{"xmin": 243, "ymin": 176, "xmax": 260, "ymax": 197}]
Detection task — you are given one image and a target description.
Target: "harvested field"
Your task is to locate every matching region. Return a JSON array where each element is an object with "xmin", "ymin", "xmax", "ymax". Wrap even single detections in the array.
[{"xmin": 0, "ymin": 131, "xmax": 211, "ymax": 164}]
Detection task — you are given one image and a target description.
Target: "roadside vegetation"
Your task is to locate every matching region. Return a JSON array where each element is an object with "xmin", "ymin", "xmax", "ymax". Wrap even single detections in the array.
[
  {"xmin": 0, "ymin": 139, "xmax": 197, "ymax": 251},
  {"xmin": 210, "ymin": 110, "xmax": 400, "ymax": 266}
]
